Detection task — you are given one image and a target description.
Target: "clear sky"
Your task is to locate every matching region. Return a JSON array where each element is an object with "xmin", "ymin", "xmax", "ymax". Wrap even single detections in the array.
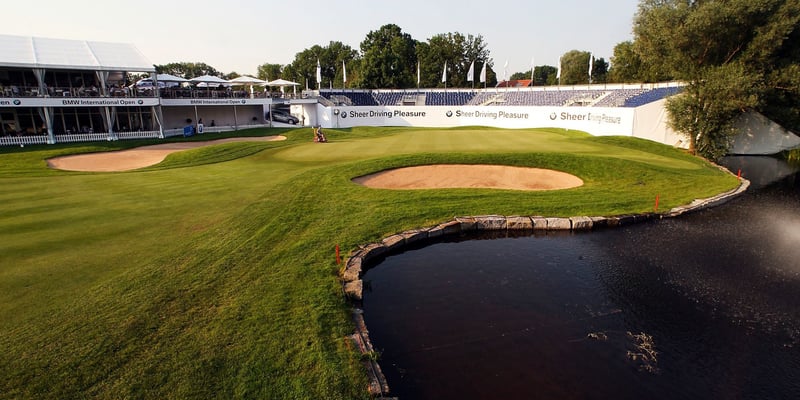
[{"xmin": 4, "ymin": 0, "xmax": 640, "ymax": 77}]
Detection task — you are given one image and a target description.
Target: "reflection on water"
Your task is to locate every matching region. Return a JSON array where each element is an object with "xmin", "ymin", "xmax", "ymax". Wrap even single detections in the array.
[{"xmin": 362, "ymin": 157, "xmax": 800, "ymax": 399}]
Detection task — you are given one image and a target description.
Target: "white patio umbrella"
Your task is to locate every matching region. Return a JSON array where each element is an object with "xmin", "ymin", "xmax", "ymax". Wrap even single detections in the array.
[
  {"xmin": 266, "ymin": 78, "xmax": 300, "ymax": 96},
  {"xmin": 228, "ymin": 76, "xmax": 268, "ymax": 98},
  {"xmin": 155, "ymin": 73, "xmax": 189, "ymax": 83},
  {"xmin": 189, "ymin": 75, "xmax": 230, "ymax": 85},
  {"xmin": 136, "ymin": 73, "xmax": 188, "ymax": 89},
  {"xmin": 227, "ymin": 75, "xmax": 267, "ymax": 85}
]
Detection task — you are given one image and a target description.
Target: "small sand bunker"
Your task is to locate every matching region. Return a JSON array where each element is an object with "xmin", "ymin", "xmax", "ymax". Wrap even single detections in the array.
[
  {"xmin": 47, "ymin": 136, "xmax": 286, "ymax": 172},
  {"xmin": 353, "ymin": 164, "xmax": 583, "ymax": 191}
]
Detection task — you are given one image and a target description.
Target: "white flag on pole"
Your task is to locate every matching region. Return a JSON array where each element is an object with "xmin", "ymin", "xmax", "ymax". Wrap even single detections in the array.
[
  {"xmin": 342, "ymin": 60, "xmax": 347, "ymax": 84},
  {"xmin": 467, "ymin": 61, "xmax": 475, "ymax": 82},
  {"xmin": 417, "ymin": 61, "xmax": 420, "ymax": 86},
  {"xmin": 503, "ymin": 59, "xmax": 509, "ymax": 82},
  {"xmin": 442, "ymin": 61, "xmax": 447, "ymax": 83},
  {"xmin": 530, "ymin": 56, "xmax": 535, "ymax": 82},
  {"xmin": 556, "ymin": 57, "xmax": 561, "ymax": 80},
  {"xmin": 588, "ymin": 53, "xmax": 593, "ymax": 79},
  {"xmin": 479, "ymin": 62, "xmax": 487, "ymax": 83},
  {"xmin": 316, "ymin": 59, "xmax": 321, "ymax": 88}
]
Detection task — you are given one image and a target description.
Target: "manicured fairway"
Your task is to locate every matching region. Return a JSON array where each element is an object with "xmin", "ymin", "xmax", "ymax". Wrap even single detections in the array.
[{"xmin": 0, "ymin": 127, "xmax": 739, "ymax": 399}]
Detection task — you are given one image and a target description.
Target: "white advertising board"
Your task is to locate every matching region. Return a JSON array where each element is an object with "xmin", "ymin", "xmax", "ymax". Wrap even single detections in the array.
[
  {"xmin": 0, "ymin": 97, "xmax": 159, "ymax": 107},
  {"xmin": 160, "ymin": 98, "xmax": 271, "ymax": 106},
  {"xmin": 328, "ymin": 106, "xmax": 635, "ymax": 136}
]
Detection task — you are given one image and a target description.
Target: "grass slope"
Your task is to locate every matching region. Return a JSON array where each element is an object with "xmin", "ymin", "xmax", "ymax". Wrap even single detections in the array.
[{"xmin": 0, "ymin": 126, "xmax": 738, "ymax": 399}]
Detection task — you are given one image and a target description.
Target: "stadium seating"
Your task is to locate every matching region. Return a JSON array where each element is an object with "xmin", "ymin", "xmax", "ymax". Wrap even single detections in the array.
[
  {"xmin": 424, "ymin": 91, "xmax": 476, "ymax": 106},
  {"xmin": 321, "ymin": 91, "xmax": 379, "ymax": 106},
  {"xmin": 320, "ymin": 85, "xmax": 684, "ymax": 108},
  {"xmin": 622, "ymin": 86, "xmax": 684, "ymax": 107}
]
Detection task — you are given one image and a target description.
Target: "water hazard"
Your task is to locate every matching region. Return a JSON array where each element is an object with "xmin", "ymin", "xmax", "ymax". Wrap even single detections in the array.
[{"xmin": 361, "ymin": 156, "xmax": 800, "ymax": 399}]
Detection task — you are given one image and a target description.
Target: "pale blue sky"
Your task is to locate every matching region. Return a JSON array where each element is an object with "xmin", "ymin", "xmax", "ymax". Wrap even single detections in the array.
[{"xmin": 5, "ymin": 0, "xmax": 640, "ymax": 76}]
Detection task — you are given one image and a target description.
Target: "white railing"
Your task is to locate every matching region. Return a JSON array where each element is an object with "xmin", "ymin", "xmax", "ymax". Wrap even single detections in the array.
[
  {"xmin": 0, "ymin": 135, "xmax": 48, "ymax": 146},
  {"xmin": 115, "ymin": 131, "xmax": 160, "ymax": 140},
  {"xmin": 1, "ymin": 123, "xmax": 288, "ymax": 147},
  {"xmin": 54, "ymin": 133, "xmax": 110, "ymax": 143}
]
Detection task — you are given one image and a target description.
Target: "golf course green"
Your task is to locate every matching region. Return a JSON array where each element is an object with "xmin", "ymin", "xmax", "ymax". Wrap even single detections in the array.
[{"xmin": 0, "ymin": 126, "xmax": 739, "ymax": 399}]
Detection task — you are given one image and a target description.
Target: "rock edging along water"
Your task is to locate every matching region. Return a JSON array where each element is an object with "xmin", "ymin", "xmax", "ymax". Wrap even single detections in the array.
[{"xmin": 342, "ymin": 178, "xmax": 749, "ymax": 397}]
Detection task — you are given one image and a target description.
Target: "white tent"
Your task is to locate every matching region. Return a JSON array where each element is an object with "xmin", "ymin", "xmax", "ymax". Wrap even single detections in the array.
[
  {"xmin": 190, "ymin": 75, "xmax": 229, "ymax": 83},
  {"xmin": 266, "ymin": 78, "xmax": 300, "ymax": 96},
  {"xmin": 0, "ymin": 34, "xmax": 154, "ymax": 72},
  {"xmin": 189, "ymin": 75, "xmax": 230, "ymax": 87},
  {"xmin": 228, "ymin": 75, "xmax": 267, "ymax": 85},
  {"xmin": 154, "ymin": 73, "xmax": 189, "ymax": 83},
  {"xmin": 136, "ymin": 73, "xmax": 188, "ymax": 88},
  {"xmin": 228, "ymin": 76, "xmax": 267, "ymax": 97}
]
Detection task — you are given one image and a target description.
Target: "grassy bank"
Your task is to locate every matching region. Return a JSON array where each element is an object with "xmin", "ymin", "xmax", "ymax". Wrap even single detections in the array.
[{"xmin": 0, "ymin": 126, "xmax": 738, "ymax": 399}]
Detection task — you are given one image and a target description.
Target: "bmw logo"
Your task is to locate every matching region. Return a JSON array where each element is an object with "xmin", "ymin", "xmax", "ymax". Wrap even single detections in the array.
[
  {"xmin": 13, "ymin": 99, "xmax": 21, "ymax": 105},
  {"xmin": 137, "ymin": 100, "xmax": 144, "ymax": 105},
  {"xmin": 340, "ymin": 112, "xmax": 347, "ymax": 119},
  {"xmin": 549, "ymin": 112, "xmax": 557, "ymax": 120},
  {"xmin": 241, "ymin": 100, "xmax": 247, "ymax": 104},
  {"xmin": 446, "ymin": 110, "xmax": 453, "ymax": 117}
]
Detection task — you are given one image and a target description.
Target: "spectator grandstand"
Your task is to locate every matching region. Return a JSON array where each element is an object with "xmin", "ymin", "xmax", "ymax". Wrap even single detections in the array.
[
  {"xmin": 320, "ymin": 83, "xmax": 683, "ymax": 108},
  {"xmin": 622, "ymin": 86, "xmax": 684, "ymax": 107}
]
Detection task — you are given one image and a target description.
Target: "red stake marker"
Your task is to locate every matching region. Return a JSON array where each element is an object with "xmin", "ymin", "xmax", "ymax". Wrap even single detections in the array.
[{"xmin": 654, "ymin": 194, "xmax": 660, "ymax": 212}]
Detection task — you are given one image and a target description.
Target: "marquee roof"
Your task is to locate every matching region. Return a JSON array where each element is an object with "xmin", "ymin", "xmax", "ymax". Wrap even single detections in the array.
[{"xmin": 0, "ymin": 34, "xmax": 155, "ymax": 72}]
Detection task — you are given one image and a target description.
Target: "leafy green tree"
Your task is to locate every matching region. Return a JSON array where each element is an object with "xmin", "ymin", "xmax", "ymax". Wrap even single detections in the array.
[
  {"xmin": 559, "ymin": 50, "xmax": 592, "ymax": 85},
  {"xmin": 609, "ymin": 41, "xmax": 643, "ymax": 83},
  {"xmin": 256, "ymin": 63, "xmax": 284, "ymax": 81},
  {"xmin": 358, "ymin": 24, "xmax": 418, "ymax": 88},
  {"xmin": 634, "ymin": 0, "xmax": 800, "ymax": 159},
  {"xmin": 154, "ymin": 62, "xmax": 220, "ymax": 79},
  {"xmin": 417, "ymin": 32, "xmax": 491, "ymax": 88},
  {"xmin": 326, "ymin": 41, "xmax": 360, "ymax": 89},
  {"xmin": 509, "ymin": 71, "xmax": 530, "ymax": 81},
  {"xmin": 590, "ymin": 57, "xmax": 609, "ymax": 84},
  {"xmin": 536, "ymin": 65, "xmax": 558, "ymax": 86},
  {"xmin": 286, "ymin": 45, "xmax": 323, "ymax": 90},
  {"xmin": 666, "ymin": 62, "xmax": 760, "ymax": 160},
  {"xmin": 285, "ymin": 41, "xmax": 358, "ymax": 90}
]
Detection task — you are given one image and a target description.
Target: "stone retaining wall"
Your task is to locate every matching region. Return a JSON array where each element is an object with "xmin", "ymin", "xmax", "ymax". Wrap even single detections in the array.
[{"xmin": 344, "ymin": 178, "xmax": 750, "ymax": 396}]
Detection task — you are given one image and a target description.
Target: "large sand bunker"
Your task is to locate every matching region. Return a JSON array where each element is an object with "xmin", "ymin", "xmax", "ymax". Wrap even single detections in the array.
[
  {"xmin": 47, "ymin": 136, "xmax": 286, "ymax": 172},
  {"xmin": 353, "ymin": 164, "xmax": 584, "ymax": 191}
]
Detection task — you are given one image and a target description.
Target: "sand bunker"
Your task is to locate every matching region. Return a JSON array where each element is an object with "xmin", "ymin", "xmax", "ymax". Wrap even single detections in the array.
[
  {"xmin": 352, "ymin": 164, "xmax": 584, "ymax": 191},
  {"xmin": 47, "ymin": 136, "xmax": 286, "ymax": 172}
]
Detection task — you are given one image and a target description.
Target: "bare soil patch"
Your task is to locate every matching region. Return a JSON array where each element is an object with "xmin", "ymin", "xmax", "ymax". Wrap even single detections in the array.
[
  {"xmin": 352, "ymin": 164, "xmax": 584, "ymax": 191},
  {"xmin": 47, "ymin": 136, "xmax": 286, "ymax": 172}
]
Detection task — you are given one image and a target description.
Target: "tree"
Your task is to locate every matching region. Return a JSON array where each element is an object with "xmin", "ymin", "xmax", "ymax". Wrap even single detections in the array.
[
  {"xmin": 590, "ymin": 57, "xmax": 609, "ymax": 84},
  {"xmin": 326, "ymin": 41, "xmax": 360, "ymax": 89},
  {"xmin": 509, "ymin": 71, "xmax": 530, "ymax": 81},
  {"xmin": 256, "ymin": 63, "xmax": 284, "ymax": 81},
  {"xmin": 666, "ymin": 62, "xmax": 760, "ymax": 160},
  {"xmin": 535, "ymin": 65, "xmax": 558, "ymax": 86},
  {"xmin": 358, "ymin": 24, "xmax": 418, "ymax": 89},
  {"xmin": 634, "ymin": 0, "xmax": 800, "ymax": 159},
  {"xmin": 608, "ymin": 41, "xmax": 643, "ymax": 83},
  {"xmin": 285, "ymin": 41, "xmax": 359, "ymax": 90},
  {"xmin": 417, "ymin": 32, "xmax": 491, "ymax": 88},
  {"xmin": 559, "ymin": 50, "xmax": 592, "ymax": 85},
  {"xmin": 154, "ymin": 62, "xmax": 220, "ymax": 79},
  {"xmin": 508, "ymin": 68, "xmax": 546, "ymax": 86}
]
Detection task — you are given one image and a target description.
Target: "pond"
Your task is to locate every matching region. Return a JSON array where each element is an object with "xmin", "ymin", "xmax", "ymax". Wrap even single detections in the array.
[{"xmin": 361, "ymin": 156, "xmax": 800, "ymax": 399}]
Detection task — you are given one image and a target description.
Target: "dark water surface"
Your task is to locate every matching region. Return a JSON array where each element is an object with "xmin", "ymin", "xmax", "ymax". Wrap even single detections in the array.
[{"xmin": 361, "ymin": 157, "xmax": 800, "ymax": 399}]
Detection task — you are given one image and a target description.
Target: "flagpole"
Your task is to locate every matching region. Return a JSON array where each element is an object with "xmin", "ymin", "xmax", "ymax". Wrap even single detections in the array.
[
  {"xmin": 530, "ymin": 56, "xmax": 535, "ymax": 86},
  {"xmin": 442, "ymin": 61, "xmax": 447, "ymax": 91},
  {"xmin": 417, "ymin": 61, "xmax": 420, "ymax": 89}
]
